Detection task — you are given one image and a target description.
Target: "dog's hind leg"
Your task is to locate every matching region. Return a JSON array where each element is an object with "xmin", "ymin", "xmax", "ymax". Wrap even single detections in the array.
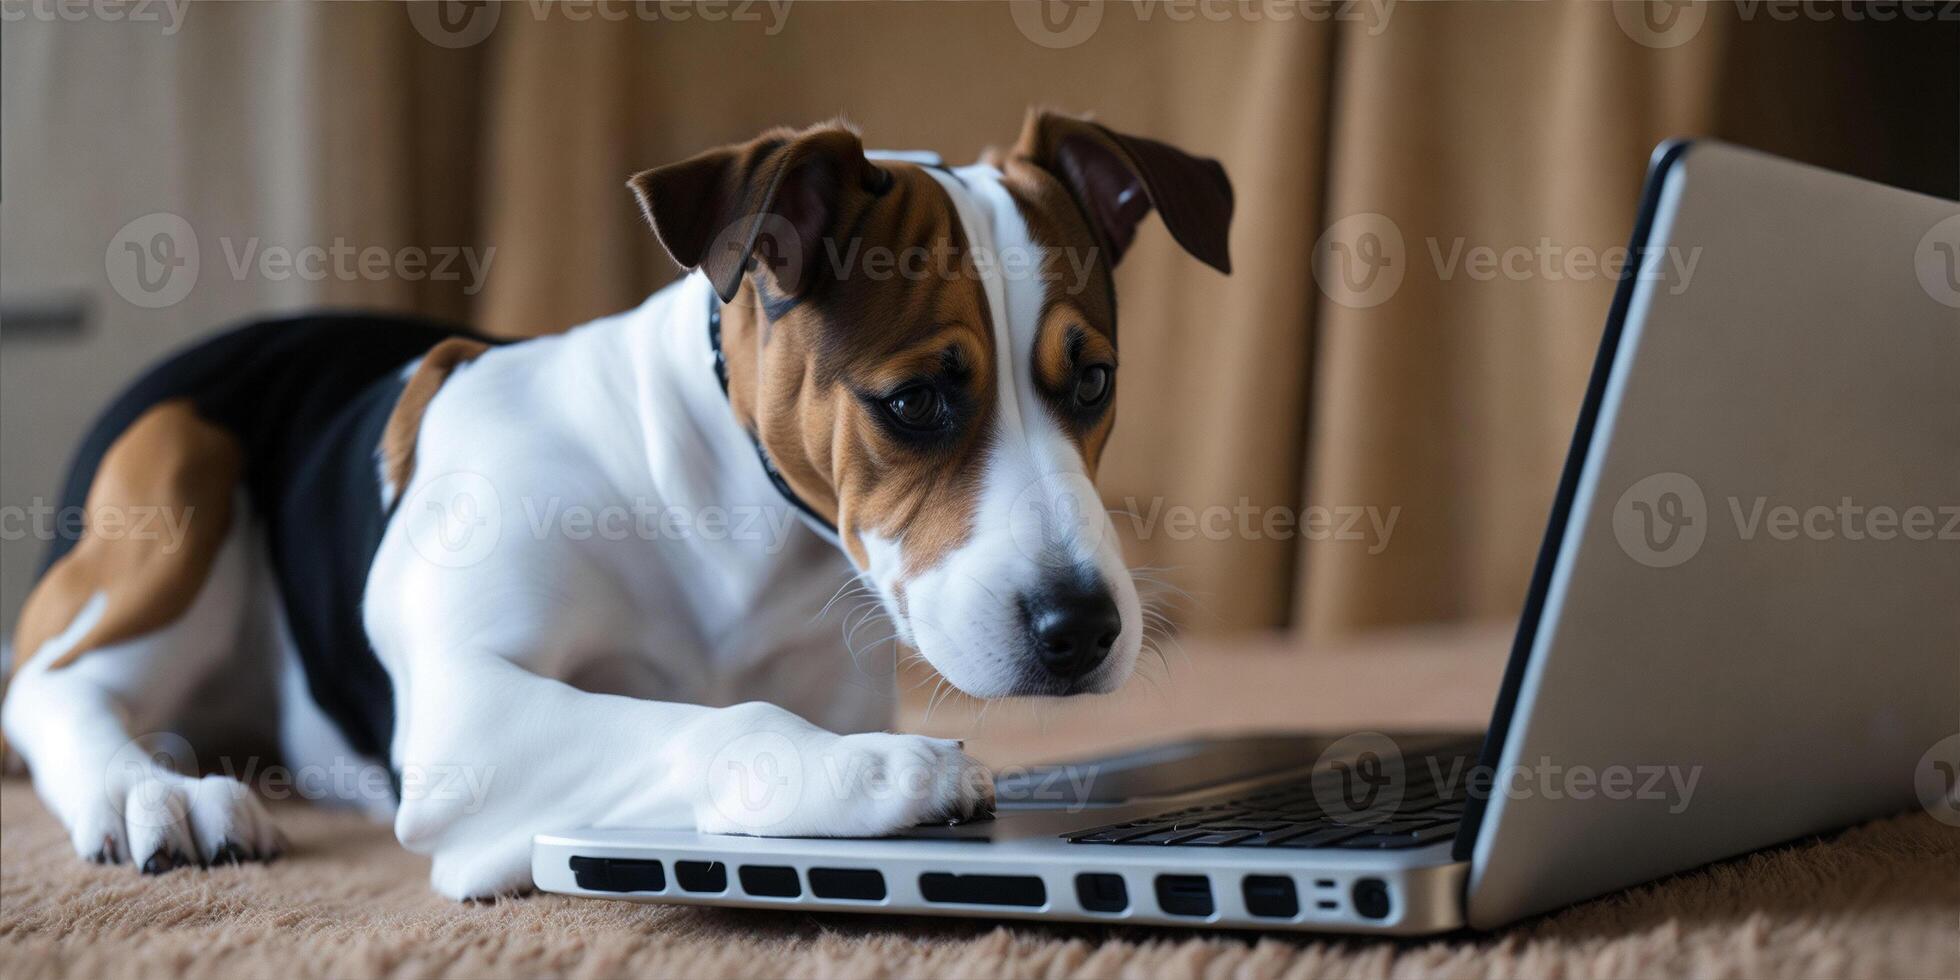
[{"xmin": 2, "ymin": 401, "xmax": 282, "ymax": 870}]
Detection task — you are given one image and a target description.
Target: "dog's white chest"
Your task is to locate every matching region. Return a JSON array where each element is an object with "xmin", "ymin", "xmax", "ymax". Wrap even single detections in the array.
[{"xmin": 363, "ymin": 277, "xmax": 897, "ymax": 742}]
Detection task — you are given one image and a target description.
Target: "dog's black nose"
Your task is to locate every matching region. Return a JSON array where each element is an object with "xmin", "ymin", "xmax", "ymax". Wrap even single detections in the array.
[{"xmin": 1025, "ymin": 583, "xmax": 1121, "ymax": 682}]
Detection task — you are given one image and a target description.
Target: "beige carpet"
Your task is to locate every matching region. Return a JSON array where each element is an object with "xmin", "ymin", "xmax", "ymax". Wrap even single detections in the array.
[{"xmin": 4, "ymin": 628, "xmax": 1956, "ymax": 978}]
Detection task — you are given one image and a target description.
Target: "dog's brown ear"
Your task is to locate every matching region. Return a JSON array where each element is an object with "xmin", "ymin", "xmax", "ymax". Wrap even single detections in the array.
[
  {"xmin": 1012, "ymin": 109, "xmax": 1233, "ymax": 274},
  {"xmin": 629, "ymin": 125, "xmax": 884, "ymax": 303}
]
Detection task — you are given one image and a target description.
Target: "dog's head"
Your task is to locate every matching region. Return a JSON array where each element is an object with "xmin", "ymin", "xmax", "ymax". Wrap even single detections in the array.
[{"xmin": 629, "ymin": 110, "xmax": 1232, "ymax": 698}]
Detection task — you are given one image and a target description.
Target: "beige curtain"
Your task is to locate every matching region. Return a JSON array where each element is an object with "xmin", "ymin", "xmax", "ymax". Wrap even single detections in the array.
[
  {"xmin": 3, "ymin": 1, "xmax": 1950, "ymax": 641},
  {"xmin": 469, "ymin": 3, "xmax": 1335, "ymax": 632}
]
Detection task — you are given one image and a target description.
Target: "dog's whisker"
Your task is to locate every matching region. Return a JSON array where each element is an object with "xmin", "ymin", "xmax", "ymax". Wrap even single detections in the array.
[{"xmin": 816, "ymin": 580, "xmax": 876, "ymax": 622}]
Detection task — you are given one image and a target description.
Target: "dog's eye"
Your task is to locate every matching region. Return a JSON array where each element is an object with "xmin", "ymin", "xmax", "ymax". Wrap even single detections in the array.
[
  {"xmin": 883, "ymin": 385, "xmax": 945, "ymax": 430},
  {"xmin": 1074, "ymin": 365, "xmax": 1113, "ymax": 408}
]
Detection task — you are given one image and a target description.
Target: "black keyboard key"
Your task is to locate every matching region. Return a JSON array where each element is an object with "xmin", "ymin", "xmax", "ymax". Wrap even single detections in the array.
[
  {"xmin": 1172, "ymin": 831, "xmax": 1254, "ymax": 846},
  {"xmin": 1068, "ymin": 822, "xmax": 1177, "ymax": 843},
  {"xmin": 1356, "ymin": 818, "xmax": 1452, "ymax": 834},
  {"xmin": 1334, "ymin": 824, "xmax": 1459, "ymax": 849},
  {"xmin": 1236, "ymin": 826, "xmax": 1319, "ymax": 846},
  {"xmin": 1122, "ymin": 829, "xmax": 1205, "ymax": 845},
  {"xmin": 1272, "ymin": 825, "xmax": 1370, "ymax": 848},
  {"xmin": 1066, "ymin": 830, "xmax": 1130, "ymax": 844},
  {"xmin": 1058, "ymin": 740, "xmax": 1480, "ymax": 848}
]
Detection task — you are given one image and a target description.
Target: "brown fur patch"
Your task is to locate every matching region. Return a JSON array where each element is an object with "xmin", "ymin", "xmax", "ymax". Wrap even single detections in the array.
[
  {"xmin": 381, "ymin": 338, "xmax": 489, "ymax": 493},
  {"xmin": 11, "ymin": 400, "xmax": 242, "ymax": 672},
  {"xmin": 717, "ymin": 163, "xmax": 997, "ymax": 576},
  {"xmin": 998, "ymin": 158, "xmax": 1122, "ymax": 471}
]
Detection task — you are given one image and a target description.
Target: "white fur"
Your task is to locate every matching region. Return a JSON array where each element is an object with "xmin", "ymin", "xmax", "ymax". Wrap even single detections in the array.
[
  {"xmin": 362, "ymin": 277, "xmax": 996, "ymax": 897},
  {"xmin": 2, "ymin": 502, "xmax": 284, "ymax": 867},
  {"xmin": 886, "ymin": 166, "xmax": 1142, "ymax": 698},
  {"xmin": 4, "ymin": 158, "xmax": 1138, "ymax": 897}
]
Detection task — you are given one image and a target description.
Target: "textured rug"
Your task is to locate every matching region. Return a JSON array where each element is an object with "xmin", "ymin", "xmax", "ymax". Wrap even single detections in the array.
[
  {"xmin": 4, "ymin": 628, "xmax": 1956, "ymax": 978},
  {"xmin": 3, "ymin": 781, "xmax": 1957, "ymax": 979}
]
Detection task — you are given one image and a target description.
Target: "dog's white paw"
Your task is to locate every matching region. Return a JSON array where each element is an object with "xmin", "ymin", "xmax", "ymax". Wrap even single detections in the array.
[
  {"xmin": 78, "ymin": 773, "xmax": 283, "ymax": 872},
  {"xmin": 695, "ymin": 727, "xmax": 992, "ymax": 837},
  {"xmin": 818, "ymin": 732, "xmax": 995, "ymax": 832}
]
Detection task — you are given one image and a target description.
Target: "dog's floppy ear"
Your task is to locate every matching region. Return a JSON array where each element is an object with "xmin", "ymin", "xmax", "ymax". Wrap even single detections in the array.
[
  {"xmin": 629, "ymin": 124, "xmax": 884, "ymax": 303},
  {"xmin": 1012, "ymin": 109, "xmax": 1233, "ymax": 274}
]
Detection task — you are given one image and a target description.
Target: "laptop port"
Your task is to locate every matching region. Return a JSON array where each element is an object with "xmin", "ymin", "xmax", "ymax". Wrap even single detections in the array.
[
  {"xmin": 1353, "ymin": 878, "xmax": 1392, "ymax": 920},
  {"xmin": 808, "ymin": 867, "xmax": 887, "ymax": 901},
  {"xmin": 738, "ymin": 865, "xmax": 801, "ymax": 898},
  {"xmin": 1154, "ymin": 874, "xmax": 1214, "ymax": 917},
  {"xmin": 1076, "ymin": 873, "xmax": 1128, "ymax": 913},
  {"xmin": 674, "ymin": 860, "xmax": 727, "ymax": 893},
  {"xmin": 568, "ymin": 856, "xmax": 665, "ymax": 893},
  {"xmin": 918, "ymin": 873, "xmax": 1047, "ymax": 907},
  {"xmin": 1242, "ymin": 875, "xmax": 1299, "ymax": 918}
]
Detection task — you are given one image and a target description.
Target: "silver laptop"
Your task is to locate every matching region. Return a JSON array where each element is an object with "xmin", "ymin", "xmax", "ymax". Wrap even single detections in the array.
[{"xmin": 533, "ymin": 141, "xmax": 1960, "ymax": 933}]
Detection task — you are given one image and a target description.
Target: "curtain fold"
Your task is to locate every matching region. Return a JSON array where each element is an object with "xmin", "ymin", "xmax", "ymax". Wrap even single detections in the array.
[
  {"xmin": 4, "ymin": 2, "xmax": 1951, "ymax": 642},
  {"xmin": 1297, "ymin": 2, "xmax": 1729, "ymax": 639},
  {"xmin": 470, "ymin": 3, "xmax": 1337, "ymax": 631},
  {"xmin": 1295, "ymin": 3, "xmax": 1954, "ymax": 640}
]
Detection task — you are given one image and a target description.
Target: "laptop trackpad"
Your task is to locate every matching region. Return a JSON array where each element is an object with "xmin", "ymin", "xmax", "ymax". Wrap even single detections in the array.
[{"xmin": 993, "ymin": 734, "xmax": 1336, "ymax": 809}]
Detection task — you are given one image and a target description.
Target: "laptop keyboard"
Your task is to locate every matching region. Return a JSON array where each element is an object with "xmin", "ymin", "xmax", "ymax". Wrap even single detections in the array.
[{"xmin": 1062, "ymin": 742, "xmax": 1474, "ymax": 850}]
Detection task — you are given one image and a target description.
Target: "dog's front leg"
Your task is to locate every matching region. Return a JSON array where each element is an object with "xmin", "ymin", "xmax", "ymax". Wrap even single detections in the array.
[{"xmin": 389, "ymin": 655, "xmax": 990, "ymax": 900}]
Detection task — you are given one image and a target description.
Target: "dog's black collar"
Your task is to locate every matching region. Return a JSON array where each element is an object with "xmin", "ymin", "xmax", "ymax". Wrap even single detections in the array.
[{"xmin": 707, "ymin": 293, "xmax": 839, "ymax": 536}]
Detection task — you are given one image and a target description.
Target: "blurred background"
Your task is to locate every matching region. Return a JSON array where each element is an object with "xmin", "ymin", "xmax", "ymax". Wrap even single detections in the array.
[{"xmin": 2, "ymin": 0, "xmax": 1954, "ymax": 649}]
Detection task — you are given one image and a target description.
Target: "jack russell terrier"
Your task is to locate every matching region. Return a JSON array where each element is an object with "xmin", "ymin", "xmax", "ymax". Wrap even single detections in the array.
[{"xmin": 2, "ymin": 109, "xmax": 1232, "ymax": 898}]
